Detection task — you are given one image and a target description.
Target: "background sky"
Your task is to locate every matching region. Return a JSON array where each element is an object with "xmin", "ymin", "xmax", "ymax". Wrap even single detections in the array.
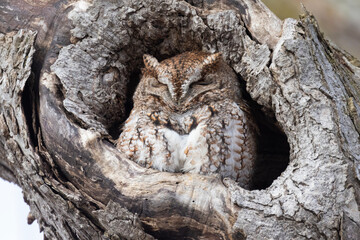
[
  {"xmin": 263, "ymin": 0, "xmax": 360, "ymax": 59},
  {"xmin": 1, "ymin": 0, "xmax": 359, "ymax": 239},
  {"xmin": 0, "ymin": 180, "xmax": 43, "ymax": 240}
]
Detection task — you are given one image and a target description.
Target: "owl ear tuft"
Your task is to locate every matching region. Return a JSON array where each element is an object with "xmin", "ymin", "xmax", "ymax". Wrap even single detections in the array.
[
  {"xmin": 143, "ymin": 54, "xmax": 159, "ymax": 72},
  {"xmin": 202, "ymin": 52, "xmax": 222, "ymax": 68}
]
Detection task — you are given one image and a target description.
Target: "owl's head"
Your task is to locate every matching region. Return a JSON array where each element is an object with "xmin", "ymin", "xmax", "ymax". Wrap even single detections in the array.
[{"xmin": 141, "ymin": 51, "xmax": 226, "ymax": 109}]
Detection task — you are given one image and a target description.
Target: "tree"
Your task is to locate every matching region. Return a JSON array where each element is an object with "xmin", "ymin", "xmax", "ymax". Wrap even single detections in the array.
[{"xmin": 0, "ymin": 0, "xmax": 359, "ymax": 239}]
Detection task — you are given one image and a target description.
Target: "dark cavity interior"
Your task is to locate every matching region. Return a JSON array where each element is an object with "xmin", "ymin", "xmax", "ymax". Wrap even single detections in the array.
[{"xmin": 239, "ymin": 78, "xmax": 290, "ymax": 190}]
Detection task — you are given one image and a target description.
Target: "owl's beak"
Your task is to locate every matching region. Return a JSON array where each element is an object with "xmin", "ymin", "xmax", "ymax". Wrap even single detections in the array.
[
  {"xmin": 174, "ymin": 94, "xmax": 186, "ymax": 106},
  {"xmin": 171, "ymin": 93, "xmax": 182, "ymax": 106}
]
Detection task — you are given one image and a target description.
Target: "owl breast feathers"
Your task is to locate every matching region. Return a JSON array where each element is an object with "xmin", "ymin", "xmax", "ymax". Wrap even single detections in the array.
[{"xmin": 117, "ymin": 51, "xmax": 256, "ymax": 189}]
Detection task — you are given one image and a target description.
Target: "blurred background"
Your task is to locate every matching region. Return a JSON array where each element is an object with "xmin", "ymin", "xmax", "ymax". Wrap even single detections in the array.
[
  {"xmin": 0, "ymin": 180, "xmax": 43, "ymax": 239},
  {"xmin": 262, "ymin": 0, "xmax": 360, "ymax": 59},
  {"xmin": 0, "ymin": 0, "xmax": 359, "ymax": 239}
]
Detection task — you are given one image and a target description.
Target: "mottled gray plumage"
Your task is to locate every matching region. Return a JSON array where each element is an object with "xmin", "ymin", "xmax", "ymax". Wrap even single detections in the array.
[{"xmin": 117, "ymin": 51, "xmax": 256, "ymax": 188}]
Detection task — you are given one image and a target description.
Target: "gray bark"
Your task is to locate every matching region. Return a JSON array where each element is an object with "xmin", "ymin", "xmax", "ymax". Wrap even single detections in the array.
[{"xmin": 0, "ymin": 0, "xmax": 359, "ymax": 239}]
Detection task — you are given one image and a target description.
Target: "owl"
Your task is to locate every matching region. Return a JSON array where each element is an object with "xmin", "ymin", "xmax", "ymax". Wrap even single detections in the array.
[{"xmin": 117, "ymin": 51, "xmax": 257, "ymax": 189}]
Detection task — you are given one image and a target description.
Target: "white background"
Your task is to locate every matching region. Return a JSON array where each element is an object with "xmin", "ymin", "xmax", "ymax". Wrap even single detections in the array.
[{"xmin": 0, "ymin": 179, "xmax": 43, "ymax": 240}]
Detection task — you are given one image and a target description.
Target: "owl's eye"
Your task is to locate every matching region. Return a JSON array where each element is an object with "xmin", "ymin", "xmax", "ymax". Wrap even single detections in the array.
[{"xmin": 195, "ymin": 78, "xmax": 212, "ymax": 86}]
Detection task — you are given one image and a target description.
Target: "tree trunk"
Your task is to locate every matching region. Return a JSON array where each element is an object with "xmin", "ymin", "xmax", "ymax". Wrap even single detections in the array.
[{"xmin": 1, "ymin": 0, "xmax": 360, "ymax": 239}]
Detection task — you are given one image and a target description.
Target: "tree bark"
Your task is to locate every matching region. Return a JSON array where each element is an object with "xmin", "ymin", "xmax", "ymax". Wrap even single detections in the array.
[{"xmin": 0, "ymin": 0, "xmax": 359, "ymax": 239}]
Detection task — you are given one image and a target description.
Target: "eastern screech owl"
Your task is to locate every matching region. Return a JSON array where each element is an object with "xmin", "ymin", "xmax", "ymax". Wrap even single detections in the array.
[{"xmin": 117, "ymin": 51, "xmax": 256, "ymax": 188}]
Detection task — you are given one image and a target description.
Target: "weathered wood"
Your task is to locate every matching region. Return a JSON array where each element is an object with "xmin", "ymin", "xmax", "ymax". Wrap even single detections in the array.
[{"xmin": 0, "ymin": 0, "xmax": 359, "ymax": 239}]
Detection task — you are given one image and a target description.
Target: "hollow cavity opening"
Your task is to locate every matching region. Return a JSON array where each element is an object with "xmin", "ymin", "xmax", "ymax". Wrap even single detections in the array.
[{"xmin": 238, "ymin": 75, "xmax": 290, "ymax": 190}]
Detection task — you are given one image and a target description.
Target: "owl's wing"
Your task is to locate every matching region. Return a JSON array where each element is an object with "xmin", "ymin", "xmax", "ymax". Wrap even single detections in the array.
[
  {"xmin": 222, "ymin": 110, "xmax": 256, "ymax": 188},
  {"xmin": 180, "ymin": 103, "xmax": 256, "ymax": 188},
  {"xmin": 199, "ymin": 103, "xmax": 256, "ymax": 189}
]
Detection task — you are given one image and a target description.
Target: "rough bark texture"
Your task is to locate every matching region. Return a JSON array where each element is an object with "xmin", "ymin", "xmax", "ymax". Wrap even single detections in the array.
[{"xmin": 0, "ymin": 0, "xmax": 360, "ymax": 239}]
